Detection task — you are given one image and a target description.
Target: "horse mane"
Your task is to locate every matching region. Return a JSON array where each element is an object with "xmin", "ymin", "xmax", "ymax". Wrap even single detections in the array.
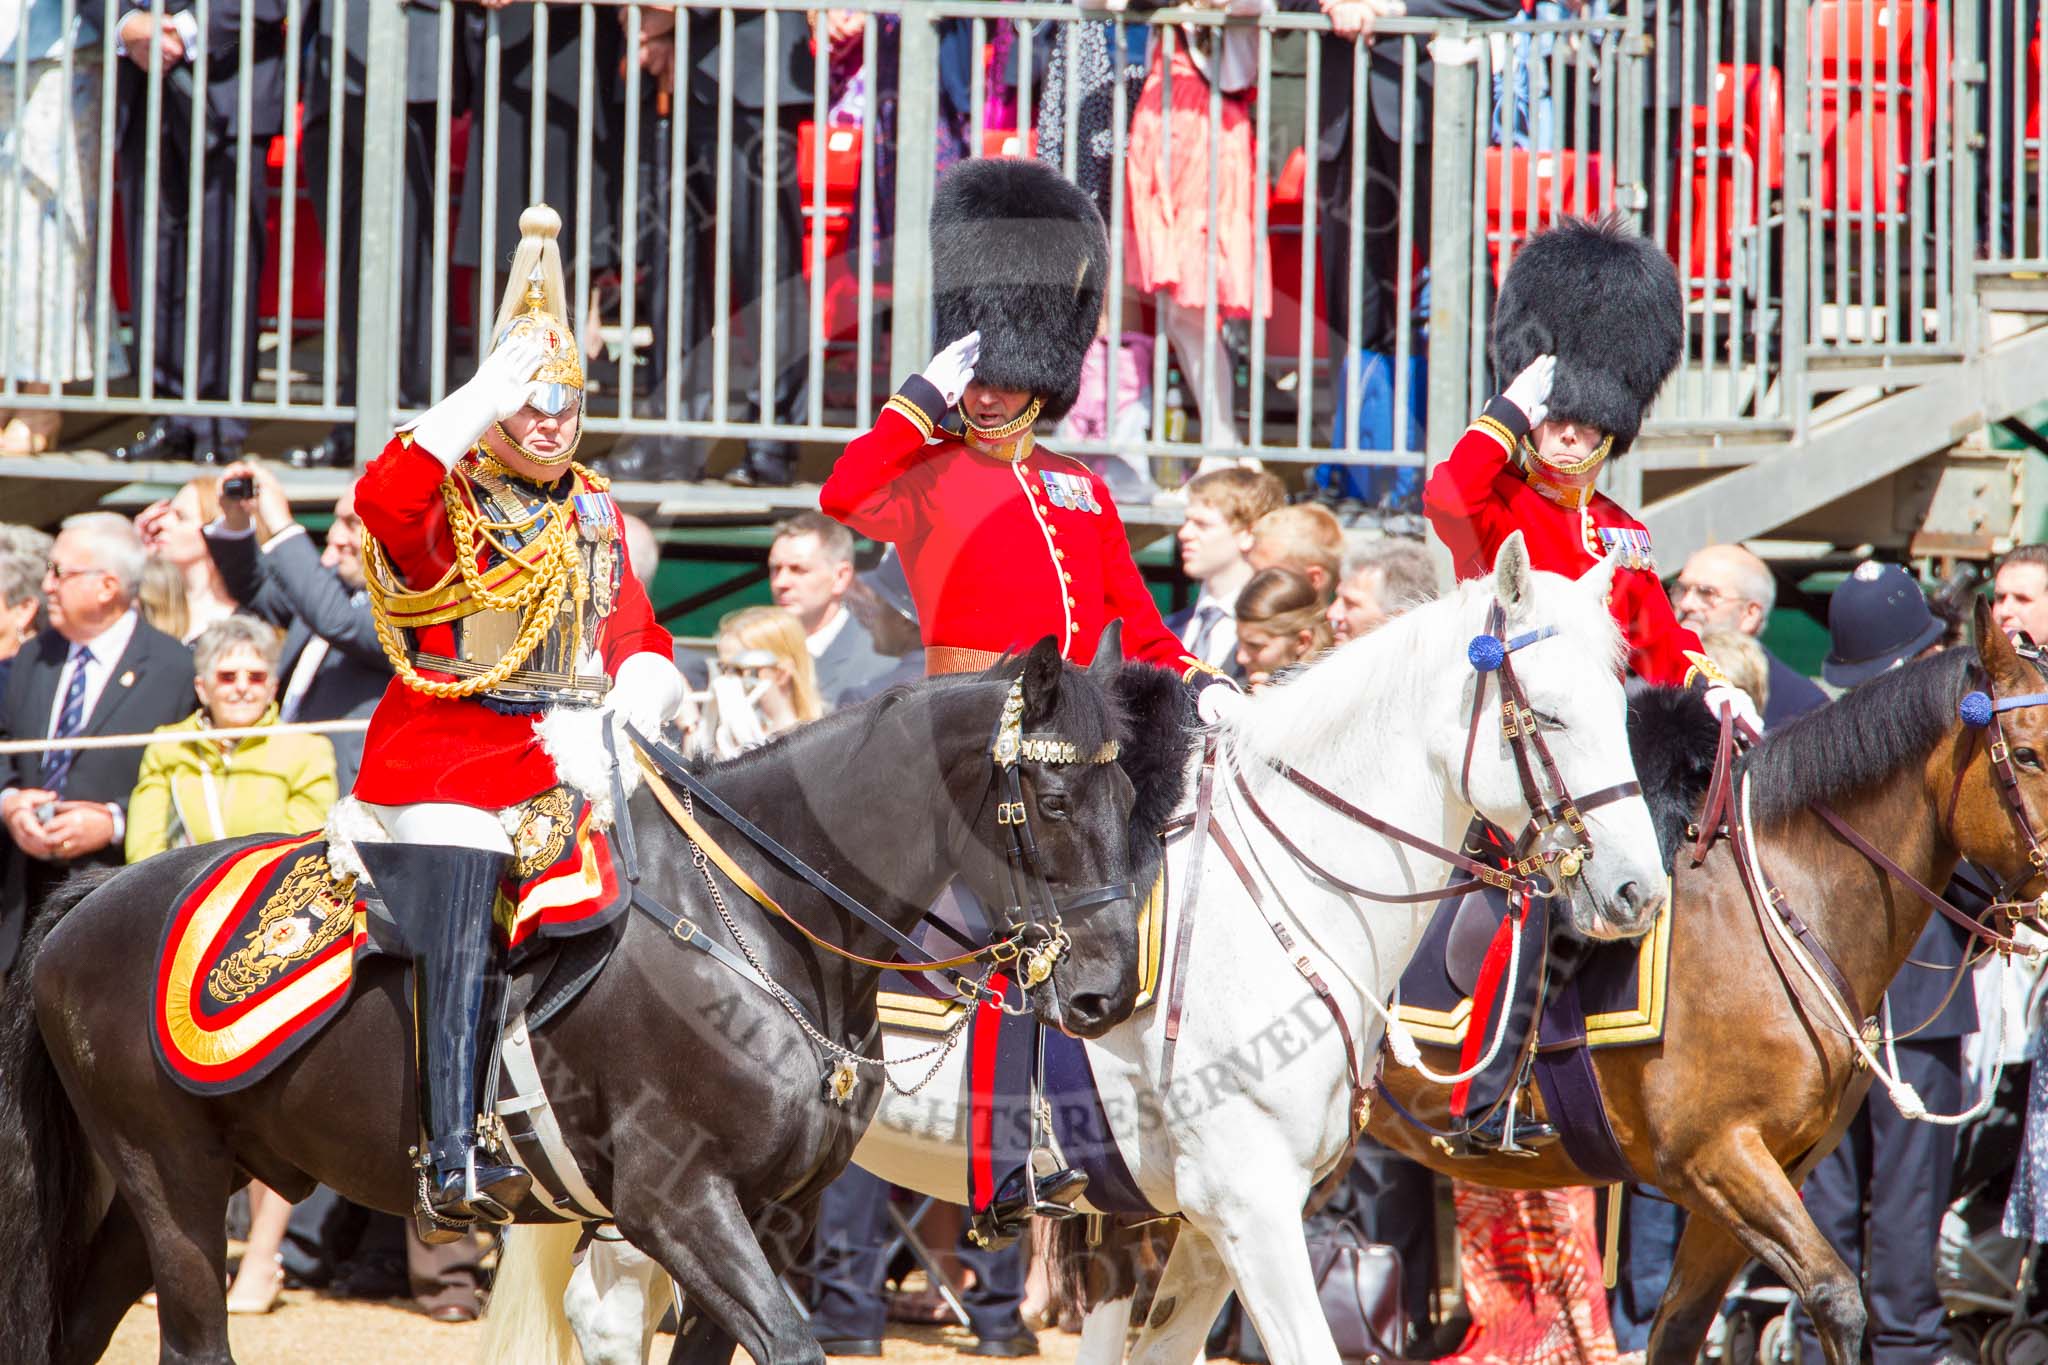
[
  {"xmin": 1626, "ymin": 681, "xmax": 1723, "ymax": 866},
  {"xmin": 1742, "ymin": 647, "xmax": 1975, "ymax": 825},
  {"xmin": 1225, "ymin": 570, "xmax": 1625, "ymax": 785}
]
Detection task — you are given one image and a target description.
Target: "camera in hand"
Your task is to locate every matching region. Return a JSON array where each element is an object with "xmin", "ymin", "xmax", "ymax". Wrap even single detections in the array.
[{"xmin": 222, "ymin": 474, "xmax": 256, "ymax": 501}]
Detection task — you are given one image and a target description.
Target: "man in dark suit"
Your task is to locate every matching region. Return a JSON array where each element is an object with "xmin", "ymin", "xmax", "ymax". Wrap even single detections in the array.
[
  {"xmin": 109, "ymin": 0, "xmax": 287, "ymax": 465},
  {"xmin": 769, "ymin": 513, "xmax": 894, "ymax": 708},
  {"xmin": 283, "ymin": 0, "xmax": 460, "ymax": 469},
  {"xmin": 612, "ymin": 6, "xmax": 813, "ymax": 485},
  {"xmin": 205, "ymin": 463, "xmax": 389, "ymax": 789},
  {"xmin": 1671, "ymin": 543, "xmax": 1829, "ymax": 728},
  {"xmin": 0, "ymin": 513, "xmax": 196, "ymax": 972}
]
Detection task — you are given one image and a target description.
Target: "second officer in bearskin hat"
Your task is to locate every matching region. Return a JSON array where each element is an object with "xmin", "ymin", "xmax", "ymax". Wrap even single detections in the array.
[{"xmin": 1421, "ymin": 215, "xmax": 1754, "ymax": 1157}]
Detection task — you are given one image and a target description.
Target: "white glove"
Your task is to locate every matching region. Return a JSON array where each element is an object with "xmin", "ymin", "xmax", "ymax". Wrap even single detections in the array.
[
  {"xmin": 1195, "ymin": 678, "xmax": 1249, "ymax": 727},
  {"xmin": 1502, "ymin": 353, "xmax": 1556, "ymax": 429},
  {"xmin": 613, "ymin": 651, "xmax": 685, "ymax": 744},
  {"xmin": 404, "ymin": 335, "xmax": 548, "ymax": 468},
  {"xmin": 921, "ymin": 331, "xmax": 981, "ymax": 408},
  {"xmin": 1704, "ymin": 682, "xmax": 1762, "ymax": 737}
]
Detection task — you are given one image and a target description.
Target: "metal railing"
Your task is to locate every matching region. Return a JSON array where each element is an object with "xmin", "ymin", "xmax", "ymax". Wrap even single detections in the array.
[{"xmin": 0, "ymin": 0, "xmax": 2035, "ymax": 496}]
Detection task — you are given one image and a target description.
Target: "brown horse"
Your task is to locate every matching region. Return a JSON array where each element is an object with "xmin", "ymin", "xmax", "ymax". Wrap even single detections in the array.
[{"xmin": 1367, "ymin": 607, "xmax": 2048, "ymax": 1365}]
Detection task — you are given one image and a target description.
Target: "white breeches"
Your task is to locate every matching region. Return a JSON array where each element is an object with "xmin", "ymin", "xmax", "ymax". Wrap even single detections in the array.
[{"xmin": 363, "ymin": 801, "xmax": 515, "ymax": 856}]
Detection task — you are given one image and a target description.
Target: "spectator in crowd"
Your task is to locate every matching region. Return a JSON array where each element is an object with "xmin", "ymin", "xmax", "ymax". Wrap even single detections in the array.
[
  {"xmin": 0, "ymin": 512, "xmax": 195, "ymax": 972},
  {"xmin": 1698, "ymin": 629, "xmax": 1768, "ymax": 721},
  {"xmin": 1248, "ymin": 502, "xmax": 1345, "ymax": 600},
  {"xmin": 1279, "ymin": 0, "xmax": 1519, "ymax": 506},
  {"xmin": 0, "ymin": 552, "xmax": 44, "ymax": 691},
  {"xmin": 769, "ymin": 512, "xmax": 895, "ymax": 707},
  {"xmin": 1329, "ymin": 537, "xmax": 1437, "ymax": 641},
  {"xmin": 136, "ymin": 475, "xmax": 237, "ymax": 643},
  {"xmin": 1992, "ymin": 543, "xmax": 2048, "ymax": 647},
  {"xmin": 716, "ymin": 605, "xmax": 823, "ymax": 736},
  {"xmin": 613, "ymin": 4, "xmax": 812, "ymax": 485},
  {"xmin": 838, "ymin": 548, "xmax": 926, "ymax": 703},
  {"xmin": 1788, "ymin": 561, "xmax": 1974, "ymax": 1365},
  {"xmin": 1670, "ymin": 543, "xmax": 1826, "ymax": 726},
  {"xmin": 1125, "ymin": 1, "xmax": 1274, "ymax": 448},
  {"xmin": 203, "ymin": 461, "xmax": 388, "ymax": 790},
  {"xmin": 138, "ymin": 557, "xmax": 189, "ymax": 641},
  {"xmin": 109, "ymin": 0, "xmax": 285, "ymax": 464},
  {"xmin": 1169, "ymin": 466, "xmax": 1288, "ymax": 677},
  {"xmin": 1, "ymin": 0, "xmax": 119, "ymax": 454},
  {"xmin": 126, "ymin": 613, "xmax": 336, "ymax": 1315},
  {"xmin": 1234, "ymin": 566, "xmax": 1332, "ymax": 689},
  {"xmin": 0, "ymin": 522, "xmax": 53, "ymax": 560},
  {"xmin": 285, "ymin": 0, "xmax": 464, "ymax": 469}
]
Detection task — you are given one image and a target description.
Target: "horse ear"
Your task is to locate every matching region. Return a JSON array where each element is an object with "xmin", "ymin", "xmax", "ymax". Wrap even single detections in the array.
[
  {"xmin": 1578, "ymin": 551, "xmax": 1620, "ymax": 605},
  {"xmin": 1020, "ymin": 636, "xmax": 1065, "ymax": 726},
  {"xmin": 1090, "ymin": 620, "xmax": 1126, "ymax": 681},
  {"xmin": 1493, "ymin": 530, "xmax": 1533, "ymax": 621},
  {"xmin": 1977, "ymin": 596, "xmax": 2029, "ymax": 693}
]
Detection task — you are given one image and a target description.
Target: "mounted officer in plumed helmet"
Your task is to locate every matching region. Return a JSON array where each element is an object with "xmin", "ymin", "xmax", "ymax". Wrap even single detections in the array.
[{"xmin": 350, "ymin": 205, "xmax": 681, "ymax": 1238}]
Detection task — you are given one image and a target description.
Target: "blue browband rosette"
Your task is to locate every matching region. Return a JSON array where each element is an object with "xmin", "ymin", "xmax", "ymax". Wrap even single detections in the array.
[
  {"xmin": 1960, "ymin": 691, "xmax": 1996, "ymax": 728},
  {"xmin": 1468, "ymin": 634, "xmax": 1507, "ymax": 673}
]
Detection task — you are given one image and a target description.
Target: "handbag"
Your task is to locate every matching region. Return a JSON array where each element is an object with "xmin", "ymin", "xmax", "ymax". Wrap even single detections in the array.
[{"xmin": 1307, "ymin": 1223, "xmax": 1414, "ymax": 1364}]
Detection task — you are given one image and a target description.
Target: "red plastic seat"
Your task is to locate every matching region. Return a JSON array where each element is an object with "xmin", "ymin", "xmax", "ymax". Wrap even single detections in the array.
[
  {"xmin": 1266, "ymin": 147, "xmax": 1330, "ymax": 361},
  {"xmin": 1484, "ymin": 147, "xmax": 1603, "ymax": 284},
  {"xmin": 1810, "ymin": 0, "xmax": 1940, "ymax": 217},
  {"xmin": 1674, "ymin": 64, "xmax": 1784, "ymax": 289},
  {"xmin": 981, "ymin": 128, "xmax": 1036, "ymax": 160}
]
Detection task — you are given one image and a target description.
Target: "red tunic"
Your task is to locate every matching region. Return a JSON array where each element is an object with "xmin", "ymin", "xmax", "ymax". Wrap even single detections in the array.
[
  {"xmin": 352, "ymin": 435, "xmax": 674, "ymax": 808},
  {"xmin": 820, "ymin": 384, "xmax": 1207, "ymax": 678},
  {"xmin": 1422, "ymin": 398, "xmax": 1703, "ymax": 688}
]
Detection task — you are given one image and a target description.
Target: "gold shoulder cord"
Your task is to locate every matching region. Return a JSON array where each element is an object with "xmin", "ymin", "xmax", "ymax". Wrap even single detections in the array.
[{"xmin": 366, "ymin": 458, "xmax": 607, "ymax": 699}]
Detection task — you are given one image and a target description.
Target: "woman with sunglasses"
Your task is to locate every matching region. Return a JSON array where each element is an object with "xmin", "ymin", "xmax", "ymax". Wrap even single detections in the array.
[{"xmin": 126, "ymin": 612, "xmax": 338, "ymax": 1315}]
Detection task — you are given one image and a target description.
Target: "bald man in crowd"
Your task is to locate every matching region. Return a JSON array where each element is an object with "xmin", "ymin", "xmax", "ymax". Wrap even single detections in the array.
[
  {"xmin": 1329, "ymin": 537, "xmax": 1438, "ymax": 641},
  {"xmin": 1669, "ymin": 542, "xmax": 1826, "ymax": 725},
  {"xmin": 1248, "ymin": 503, "xmax": 1346, "ymax": 601}
]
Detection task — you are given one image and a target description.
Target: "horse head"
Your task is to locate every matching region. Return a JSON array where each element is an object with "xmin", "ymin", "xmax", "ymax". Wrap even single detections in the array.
[
  {"xmin": 1945, "ymin": 597, "xmax": 2048, "ymax": 900},
  {"xmin": 1453, "ymin": 532, "xmax": 1669, "ymax": 941},
  {"xmin": 945, "ymin": 626, "xmax": 1156, "ymax": 1039}
]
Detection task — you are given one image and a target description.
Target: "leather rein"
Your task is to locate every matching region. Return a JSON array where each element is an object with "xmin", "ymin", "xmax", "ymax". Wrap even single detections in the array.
[
  {"xmin": 1155, "ymin": 601, "xmax": 1645, "ymax": 1129},
  {"xmin": 623, "ymin": 674, "xmax": 1137, "ymax": 1004}
]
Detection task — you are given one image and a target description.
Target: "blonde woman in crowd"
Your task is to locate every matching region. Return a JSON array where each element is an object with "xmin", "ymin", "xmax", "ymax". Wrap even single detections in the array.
[
  {"xmin": 135, "ymin": 475, "xmax": 236, "ymax": 641},
  {"xmin": 1233, "ymin": 566, "xmax": 1334, "ymax": 690},
  {"xmin": 1699, "ymin": 628, "xmax": 1770, "ymax": 725},
  {"xmin": 716, "ymin": 605, "xmax": 825, "ymax": 737},
  {"xmin": 127, "ymin": 613, "xmax": 338, "ymax": 1316}
]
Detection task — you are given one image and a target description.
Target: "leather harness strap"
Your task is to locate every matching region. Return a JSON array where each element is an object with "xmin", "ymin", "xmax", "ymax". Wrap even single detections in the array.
[
  {"xmin": 1159, "ymin": 738, "xmax": 1219, "ymax": 1093},
  {"xmin": 1689, "ymin": 707, "xmax": 1738, "ymax": 867},
  {"xmin": 1208, "ymin": 815, "xmax": 1372, "ymax": 1139},
  {"xmin": 1232, "ymin": 768, "xmax": 1491, "ymax": 904}
]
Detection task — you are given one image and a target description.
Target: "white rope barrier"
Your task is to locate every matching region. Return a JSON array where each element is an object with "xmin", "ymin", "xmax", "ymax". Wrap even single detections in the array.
[{"xmin": 0, "ymin": 718, "xmax": 372, "ymax": 755}]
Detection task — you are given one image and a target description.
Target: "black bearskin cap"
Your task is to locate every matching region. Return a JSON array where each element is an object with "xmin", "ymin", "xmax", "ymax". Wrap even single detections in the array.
[
  {"xmin": 931, "ymin": 158, "xmax": 1108, "ymax": 423},
  {"xmin": 1490, "ymin": 216, "xmax": 1683, "ymax": 455}
]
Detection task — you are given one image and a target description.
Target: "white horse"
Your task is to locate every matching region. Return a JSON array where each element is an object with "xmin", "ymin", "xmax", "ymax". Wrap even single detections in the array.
[{"xmin": 485, "ymin": 533, "xmax": 1671, "ymax": 1365}]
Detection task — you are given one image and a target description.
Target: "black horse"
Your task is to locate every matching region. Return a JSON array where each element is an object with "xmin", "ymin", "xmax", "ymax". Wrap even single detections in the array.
[{"xmin": 0, "ymin": 634, "xmax": 1187, "ymax": 1365}]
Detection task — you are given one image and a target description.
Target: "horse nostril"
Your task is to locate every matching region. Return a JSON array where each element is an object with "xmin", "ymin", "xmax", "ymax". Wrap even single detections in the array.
[{"xmin": 1067, "ymin": 992, "xmax": 1112, "ymax": 1028}]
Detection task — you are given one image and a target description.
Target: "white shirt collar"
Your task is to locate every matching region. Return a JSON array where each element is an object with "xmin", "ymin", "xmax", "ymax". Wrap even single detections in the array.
[
  {"xmin": 69, "ymin": 607, "xmax": 139, "ymax": 669},
  {"xmin": 806, "ymin": 604, "xmax": 850, "ymax": 659}
]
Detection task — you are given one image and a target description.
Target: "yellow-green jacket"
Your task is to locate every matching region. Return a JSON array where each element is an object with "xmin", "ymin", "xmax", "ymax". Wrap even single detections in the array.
[{"xmin": 124, "ymin": 706, "xmax": 338, "ymax": 862}]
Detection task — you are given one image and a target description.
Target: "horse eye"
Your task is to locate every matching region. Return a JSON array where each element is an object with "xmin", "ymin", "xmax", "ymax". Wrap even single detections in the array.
[
  {"xmin": 2018, "ymin": 748, "xmax": 2043, "ymax": 771},
  {"xmin": 1535, "ymin": 711, "xmax": 1567, "ymax": 732},
  {"xmin": 1040, "ymin": 794, "xmax": 1072, "ymax": 821}
]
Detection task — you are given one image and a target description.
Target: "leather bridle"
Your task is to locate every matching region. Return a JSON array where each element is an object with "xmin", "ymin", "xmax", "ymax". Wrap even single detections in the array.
[
  {"xmin": 973, "ymin": 675, "xmax": 1137, "ymax": 989},
  {"xmin": 1946, "ymin": 680, "xmax": 2048, "ymax": 927},
  {"xmin": 1459, "ymin": 602, "xmax": 1643, "ymax": 899}
]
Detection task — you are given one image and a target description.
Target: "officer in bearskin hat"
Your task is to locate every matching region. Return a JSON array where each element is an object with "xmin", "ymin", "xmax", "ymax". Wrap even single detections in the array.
[
  {"xmin": 822, "ymin": 158, "xmax": 1232, "ymax": 1254},
  {"xmin": 351, "ymin": 205, "xmax": 681, "ymax": 1237},
  {"xmin": 1421, "ymin": 215, "xmax": 1752, "ymax": 1155}
]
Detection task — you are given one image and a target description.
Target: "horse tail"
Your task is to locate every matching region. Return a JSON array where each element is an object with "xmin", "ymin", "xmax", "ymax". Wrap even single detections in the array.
[
  {"xmin": 478, "ymin": 1222, "xmax": 586, "ymax": 1365},
  {"xmin": 0, "ymin": 868, "xmax": 122, "ymax": 1365},
  {"xmin": 1046, "ymin": 1213, "xmax": 1166, "ymax": 1321}
]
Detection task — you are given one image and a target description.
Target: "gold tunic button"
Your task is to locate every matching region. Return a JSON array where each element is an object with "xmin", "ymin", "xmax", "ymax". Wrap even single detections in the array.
[
  {"xmin": 1066, "ymin": 596, "xmax": 1077, "ymax": 607},
  {"xmin": 1054, "ymin": 550, "xmax": 1064, "ymax": 560},
  {"xmin": 1062, "ymin": 572, "xmax": 1072, "ymax": 583}
]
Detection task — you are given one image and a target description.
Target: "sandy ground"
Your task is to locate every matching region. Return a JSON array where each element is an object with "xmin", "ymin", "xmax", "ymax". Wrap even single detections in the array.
[{"xmin": 101, "ymin": 1293, "xmax": 1087, "ymax": 1364}]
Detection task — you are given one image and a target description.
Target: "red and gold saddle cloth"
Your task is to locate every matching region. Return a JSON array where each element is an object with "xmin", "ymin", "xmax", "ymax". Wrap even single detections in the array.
[{"xmin": 152, "ymin": 787, "xmax": 627, "ymax": 1096}]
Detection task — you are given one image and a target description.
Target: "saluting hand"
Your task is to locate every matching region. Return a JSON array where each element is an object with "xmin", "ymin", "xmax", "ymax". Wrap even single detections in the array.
[
  {"xmin": 921, "ymin": 331, "xmax": 981, "ymax": 409},
  {"xmin": 478, "ymin": 335, "xmax": 550, "ymax": 422},
  {"xmin": 1504, "ymin": 353, "xmax": 1557, "ymax": 428}
]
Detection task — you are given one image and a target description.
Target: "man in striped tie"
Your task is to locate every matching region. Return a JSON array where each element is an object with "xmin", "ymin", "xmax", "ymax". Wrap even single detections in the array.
[{"xmin": 0, "ymin": 513, "xmax": 195, "ymax": 974}]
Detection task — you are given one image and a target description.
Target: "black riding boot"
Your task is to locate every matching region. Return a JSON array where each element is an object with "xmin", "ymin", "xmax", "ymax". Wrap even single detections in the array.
[
  {"xmin": 359, "ymin": 842, "xmax": 532, "ymax": 1241},
  {"xmin": 1444, "ymin": 922, "xmax": 1591, "ymax": 1159},
  {"xmin": 969, "ymin": 1160, "xmax": 1088, "ymax": 1252}
]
